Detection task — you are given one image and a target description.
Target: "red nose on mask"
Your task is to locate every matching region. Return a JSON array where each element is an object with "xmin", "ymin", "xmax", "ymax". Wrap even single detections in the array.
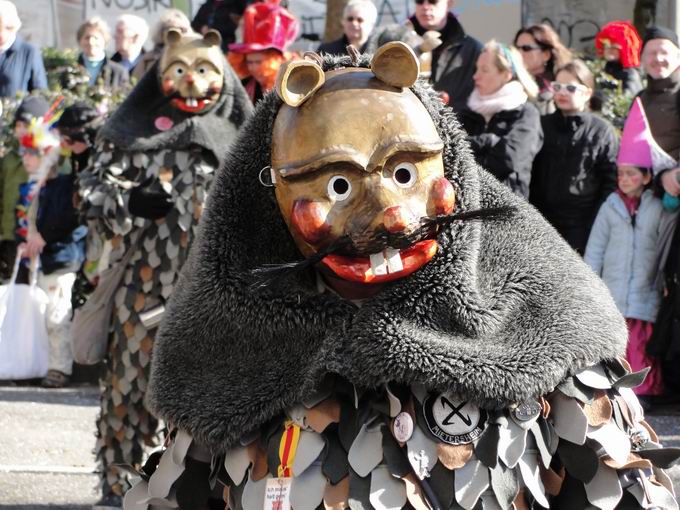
[
  {"xmin": 383, "ymin": 205, "xmax": 412, "ymax": 233},
  {"xmin": 431, "ymin": 177, "xmax": 455, "ymax": 215},
  {"xmin": 291, "ymin": 199, "xmax": 331, "ymax": 244}
]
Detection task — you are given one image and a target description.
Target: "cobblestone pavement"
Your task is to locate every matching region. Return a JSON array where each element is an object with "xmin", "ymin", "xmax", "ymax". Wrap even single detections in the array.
[{"xmin": 0, "ymin": 385, "xmax": 678, "ymax": 509}]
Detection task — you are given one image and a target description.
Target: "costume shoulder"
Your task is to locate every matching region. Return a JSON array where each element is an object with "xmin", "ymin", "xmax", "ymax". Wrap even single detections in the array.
[{"xmin": 148, "ymin": 54, "xmax": 625, "ymax": 453}]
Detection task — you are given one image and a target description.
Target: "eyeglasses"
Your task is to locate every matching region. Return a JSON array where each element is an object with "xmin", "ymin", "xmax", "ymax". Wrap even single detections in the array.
[
  {"xmin": 415, "ymin": 0, "xmax": 440, "ymax": 5},
  {"xmin": 345, "ymin": 16, "xmax": 365, "ymax": 23},
  {"xmin": 516, "ymin": 44, "xmax": 542, "ymax": 52},
  {"xmin": 550, "ymin": 82, "xmax": 587, "ymax": 94}
]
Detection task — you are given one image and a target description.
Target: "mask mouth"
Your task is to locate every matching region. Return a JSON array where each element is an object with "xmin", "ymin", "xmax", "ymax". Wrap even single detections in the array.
[
  {"xmin": 322, "ymin": 239, "xmax": 438, "ymax": 283},
  {"xmin": 250, "ymin": 205, "xmax": 517, "ymax": 290},
  {"xmin": 168, "ymin": 89, "xmax": 221, "ymax": 113}
]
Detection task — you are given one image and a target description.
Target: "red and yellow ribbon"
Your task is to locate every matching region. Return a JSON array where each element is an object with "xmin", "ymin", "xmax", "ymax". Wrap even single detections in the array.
[{"xmin": 277, "ymin": 420, "xmax": 301, "ymax": 478}]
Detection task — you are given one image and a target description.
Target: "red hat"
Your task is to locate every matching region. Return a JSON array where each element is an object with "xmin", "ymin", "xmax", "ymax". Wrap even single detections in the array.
[
  {"xmin": 228, "ymin": 0, "xmax": 299, "ymax": 54},
  {"xmin": 595, "ymin": 21, "xmax": 642, "ymax": 68}
]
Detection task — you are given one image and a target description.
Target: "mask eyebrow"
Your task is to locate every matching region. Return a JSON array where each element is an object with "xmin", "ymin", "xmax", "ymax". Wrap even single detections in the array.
[{"xmin": 275, "ymin": 137, "xmax": 444, "ymax": 179}]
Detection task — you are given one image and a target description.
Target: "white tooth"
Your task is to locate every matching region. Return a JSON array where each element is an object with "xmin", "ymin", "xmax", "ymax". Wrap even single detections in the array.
[
  {"xmin": 369, "ymin": 252, "xmax": 388, "ymax": 276},
  {"xmin": 385, "ymin": 248, "xmax": 403, "ymax": 273}
]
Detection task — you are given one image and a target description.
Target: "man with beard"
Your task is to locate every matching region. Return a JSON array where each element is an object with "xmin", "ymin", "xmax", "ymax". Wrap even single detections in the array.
[
  {"xmin": 79, "ymin": 28, "xmax": 252, "ymax": 508},
  {"xmin": 123, "ymin": 44, "xmax": 677, "ymax": 509}
]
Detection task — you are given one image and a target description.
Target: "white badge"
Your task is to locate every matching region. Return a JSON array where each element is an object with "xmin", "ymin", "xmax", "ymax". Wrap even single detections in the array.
[
  {"xmin": 423, "ymin": 392, "xmax": 486, "ymax": 445},
  {"xmin": 264, "ymin": 477, "xmax": 293, "ymax": 510},
  {"xmin": 393, "ymin": 412, "xmax": 414, "ymax": 443}
]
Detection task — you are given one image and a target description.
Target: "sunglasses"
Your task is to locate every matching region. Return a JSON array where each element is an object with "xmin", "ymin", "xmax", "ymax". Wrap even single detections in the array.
[
  {"xmin": 550, "ymin": 82, "xmax": 586, "ymax": 94},
  {"xmin": 516, "ymin": 44, "xmax": 542, "ymax": 52},
  {"xmin": 345, "ymin": 16, "xmax": 365, "ymax": 23},
  {"xmin": 415, "ymin": 0, "xmax": 441, "ymax": 5}
]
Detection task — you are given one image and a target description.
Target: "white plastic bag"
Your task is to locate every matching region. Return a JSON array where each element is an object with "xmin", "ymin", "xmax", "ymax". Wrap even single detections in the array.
[{"xmin": 0, "ymin": 255, "xmax": 49, "ymax": 380}]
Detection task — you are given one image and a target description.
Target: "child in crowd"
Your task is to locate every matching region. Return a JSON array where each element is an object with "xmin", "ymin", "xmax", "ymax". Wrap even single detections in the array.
[
  {"xmin": 0, "ymin": 97, "xmax": 49, "ymax": 280},
  {"xmin": 584, "ymin": 98, "xmax": 672, "ymax": 399},
  {"xmin": 16, "ymin": 115, "xmax": 86, "ymax": 388}
]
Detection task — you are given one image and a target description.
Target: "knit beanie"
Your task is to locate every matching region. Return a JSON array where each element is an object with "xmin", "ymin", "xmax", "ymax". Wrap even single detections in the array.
[
  {"xmin": 14, "ymin": 96, "xmax": 50, "ymax": 125},
  {"xmin": 642, "ymin": 26, "xmax": 679, "ymax": 49}
]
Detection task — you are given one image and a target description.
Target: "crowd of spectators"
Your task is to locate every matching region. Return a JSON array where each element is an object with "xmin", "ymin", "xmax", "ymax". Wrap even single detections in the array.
[{"xmin": 1, "ymin": 0, "xmax": 680, "ymax": 504}]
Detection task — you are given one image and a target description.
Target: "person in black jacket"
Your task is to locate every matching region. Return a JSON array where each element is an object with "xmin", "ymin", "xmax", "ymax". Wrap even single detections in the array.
[
  {"xmin": 459, "ymin": 41, "xmax": 542, "ymax": 198},
  {"xmin": 407, "ymin": 0, "xmax": 481, "ymax": 112},
  {"xmin": 530, "ymin": 60, "xmax": 619, "ymax": 255},
  {"xmin": 192, "ymin": 0, "xmax": 248, "ymax": 52},
  {"xmin": 317, "ymin": 0, "xmax": 377, "ymax": 56}
]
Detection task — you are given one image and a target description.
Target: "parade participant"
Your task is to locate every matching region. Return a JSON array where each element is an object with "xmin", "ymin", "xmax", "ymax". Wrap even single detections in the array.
[
  {"xmin": 125, "ymin": 43, "xmax": 679, "ymax": 510},
  {"xmin": 595, "ymin": 21, "xmax": 643, "ymax": 96},
  {"xmin": 227, "ymin": 0, "xmax": 299, "ymax": 104},
  {"xmin": 79, "ymin": 28, "xmax": 252, "ymax": 506},
  {"xmin": 318, "ymin": 0, "xmax": 377, "ymax": 56},
  {"xmin": 530, "ymin": 60, "xmax": 619, "ymax": 254},
  {"xmin": 459, "ymin": 40, "xmax": 542, "ymax": 198},
  {"xmin": 0, "ymin": 96, "xmax": 48, "ymax": 280},
  {"xmin": 16, "ymin": 110, "xmax": 86, "ymax": 388},
  {"xmin": 55, "ymin": 101, "xmax": 104, "ymax": 177}
]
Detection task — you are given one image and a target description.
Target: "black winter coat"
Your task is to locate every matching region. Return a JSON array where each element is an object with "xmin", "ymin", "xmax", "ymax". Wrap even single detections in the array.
[
  {"xmin": 530, "ymin": 111, "xmax": 619, "ymax": 254},
  {"xmin": 459, "ymin": 101, "xmax": 542, "ymax": 198},
  {"xmin": 604, "ymin": 61, "xmax": 644, "ymax": 97},
  {"xmin": 410, "ymin": 14, "xmax": 482, "ymax": 112}
]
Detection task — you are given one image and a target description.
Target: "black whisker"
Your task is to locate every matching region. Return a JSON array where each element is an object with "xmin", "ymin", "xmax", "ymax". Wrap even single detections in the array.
[{"xmin": 249, "ymin": 206, "xmax": 516, "ymax": 290}]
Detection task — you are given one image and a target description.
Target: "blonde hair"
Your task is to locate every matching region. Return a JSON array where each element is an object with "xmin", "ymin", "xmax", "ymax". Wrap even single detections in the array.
[
  {"xmin": 483, "ymin": 39, "xmax": 539, "ymax": 99},
  {"xmin": 77, "ymin": 16, "xmax": 111, "ymax": 44}
]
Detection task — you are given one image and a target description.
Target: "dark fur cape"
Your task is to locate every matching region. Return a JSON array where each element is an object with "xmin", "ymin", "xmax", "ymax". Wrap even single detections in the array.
[
  {"xmin": 97, "ymin": 60, "xmax": 252, "ymax": 167},
  {"xmin": 148, "ymin": 55, "xmax": 626, "ymax": 453}
]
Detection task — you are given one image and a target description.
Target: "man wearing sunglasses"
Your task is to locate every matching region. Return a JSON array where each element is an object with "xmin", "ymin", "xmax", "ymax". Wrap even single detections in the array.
[
  {"xmin": 407, "ymin": 0, "xmax": 481, "ymax": 111},
  {"xmin": 318, "ymin": 0, "xmax": 377, "ymax": 56}
]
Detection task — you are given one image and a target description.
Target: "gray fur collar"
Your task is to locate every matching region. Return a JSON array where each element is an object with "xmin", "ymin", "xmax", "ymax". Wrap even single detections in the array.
[
  {"xmin": 97, "ymin": 60, "xmax": 252, "ymax": 167},
  {"xmin": 148, "ymin": 55, "xmax": 626, "ymax": 453}
]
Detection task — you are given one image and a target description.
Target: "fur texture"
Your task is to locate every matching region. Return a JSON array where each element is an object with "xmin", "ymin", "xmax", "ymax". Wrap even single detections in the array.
[
  {"xmin": 148, "ymin": 55, "xmax": 627, "ymax": 453},
  {"xmin": 97, "ymin": 60, "xmax": 252, "ymax": 167}
]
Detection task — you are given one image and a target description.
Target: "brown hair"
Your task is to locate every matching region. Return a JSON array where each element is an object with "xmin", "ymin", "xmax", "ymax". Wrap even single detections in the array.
[
  {"xmin": 76, "ymin": 16, "xmax": 110, "ymax": 44},
  {"xmin": 514, "ymin": 24, "xmax": 573, "ymax": 78},
  {"xmin": 555, "ymin": 59, "xmax": 595, "ymax": 90}
]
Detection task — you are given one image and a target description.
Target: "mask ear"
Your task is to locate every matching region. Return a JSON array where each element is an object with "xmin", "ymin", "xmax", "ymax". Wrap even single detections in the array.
[
  {"xmin": 275, "ymin": 59, "xmax": 325, "ymax": 107},
  {"xmin": 371, "ymin": 41, "xmax": 420, "ymax": 88},
  {"xmin": 203, "ymin": 29, "xmax": 222, "ymax": 48},
  {"xmin": 164, "ymin": 28, "xmax": 183, "ymax": 47}
]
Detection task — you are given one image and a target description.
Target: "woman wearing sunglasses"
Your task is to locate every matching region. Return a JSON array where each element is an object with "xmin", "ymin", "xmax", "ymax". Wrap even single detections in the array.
[
  {"xmin": 514, "ymin": 24, "xmax": 573, "ymax": 114},
  {"xmin": 459, "ymin": 40, "xmax": 542, "ymax": 198},
  {"xmin": 530, "ymin": 60, "xmax": 619, "ymax": 255}
]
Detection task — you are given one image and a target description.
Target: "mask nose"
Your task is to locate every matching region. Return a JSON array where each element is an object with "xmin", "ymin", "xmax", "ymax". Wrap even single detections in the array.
[{"xmin": 383, "ymin": 205, "xmax": 413, "ymax": 233}]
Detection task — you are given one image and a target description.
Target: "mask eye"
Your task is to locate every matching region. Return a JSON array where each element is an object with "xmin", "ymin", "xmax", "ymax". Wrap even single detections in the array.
[
  {"xmin": 197, "ymin": 66, "xmax": 207, "ymax": 75},
  {"xmin": 327, "ymin": 175, "xmax": 352, "ymax": 201},
  {"xmin": 174, "ymin": 67, "xmax": 185, "ymax": 76},
  {"xmin": 392, "ymin": 162, "xmax": 418, "ymax": 188}
]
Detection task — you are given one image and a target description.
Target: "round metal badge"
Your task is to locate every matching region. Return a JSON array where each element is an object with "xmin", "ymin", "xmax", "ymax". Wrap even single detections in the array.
[
  {"xmin": 513, "ymin": 399, "xmax": 542, "ymax": 422},
  {"xmin": 392, "ymin": 412, "xmax": 414, "ymax": 443},
  {"xmin": 423, "ymin": 393, "xmax": 486, "ymax": 445}
]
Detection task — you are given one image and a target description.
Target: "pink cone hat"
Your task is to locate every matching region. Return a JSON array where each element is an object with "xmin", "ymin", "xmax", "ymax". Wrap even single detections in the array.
[{"xmin": 618, "ymin": 97, "xmax": 677, "ymax": 173}]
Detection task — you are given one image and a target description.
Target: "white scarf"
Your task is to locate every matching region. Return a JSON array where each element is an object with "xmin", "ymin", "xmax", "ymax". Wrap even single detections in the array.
[{"xmin": 467, "ymin": 81, "xmax": 528, "ymax": 122}]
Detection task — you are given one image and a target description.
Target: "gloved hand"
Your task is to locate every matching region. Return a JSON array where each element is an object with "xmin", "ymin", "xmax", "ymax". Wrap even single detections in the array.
[{"xmin": 128, "ymin": 177, "xmax": 173, "ymax": 219}]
